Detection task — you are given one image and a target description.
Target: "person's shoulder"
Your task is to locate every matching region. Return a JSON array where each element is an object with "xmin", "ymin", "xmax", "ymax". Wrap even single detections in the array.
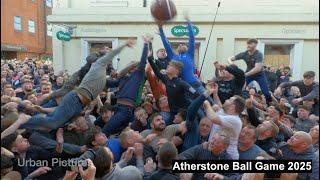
[
  {"xmin": 256, "ymin": 50, "xmax": 263, "ymax": 55},
  {"xmin": 252, "ymin": 144, "xmax": 266, "ymax": 153},
  {"xmin": 140, "ymin": 129, "xmax": 152, "ymax": 137},
  {"xmin": 107, "ymin": 138, "xmax": 121, "ymax": 148},
  {"xmin": 222, "ymin": 150, "xmax": 233, "ymax": 159},
  {"xmin": 150, "ymin": 170, "xmax": 179, "ymax": 180},
  {"xmin": 166, "ymin": 124, "xmax": 180, "ymax": 131}
]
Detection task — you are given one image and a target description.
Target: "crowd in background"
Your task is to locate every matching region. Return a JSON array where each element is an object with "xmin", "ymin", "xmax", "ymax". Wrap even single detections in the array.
[{"xmin": 1, "ymin": 16, "xmax": 319, "ymax": 180}]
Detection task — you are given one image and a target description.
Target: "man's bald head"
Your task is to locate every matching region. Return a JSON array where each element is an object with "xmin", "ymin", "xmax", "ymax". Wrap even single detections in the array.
[{"xmin": 287, "ymin": 131, "xmax": 312, "ymax": 153}]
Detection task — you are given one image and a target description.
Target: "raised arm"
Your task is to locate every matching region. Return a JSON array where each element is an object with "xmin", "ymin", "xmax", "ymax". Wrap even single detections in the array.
[
  {"xmin": 225, "ymin": 64, "xmax": 245, "ymax": 84},
  {"xmin": 228, "ymin": 52, "xmax": 245, "ymax": 64},
  {"xmin": 302, "ymin": 83, "xmax": 319, "ymax": 101},
  {"xmin": 96, "ymin": 39, "xmax": 135, "ymax": 68},
  {"xmin": 147, "ymin": 51, "xmax": 168, "ymax": 84},
  {"xmin": 157, "ymin": 21, "xmax": 175, "ymax": 58},
  {"xmin": 137, "ymin": 36, "xmax": 151, "ymax": 72},
  {"xmin": 186, "ymin": 19, "xmax": 195, "ymax": 57},
  {"xmin": 1, "ymin": 114, "xmax": 30, "ymax": 140},
  {"xmin": 186, "ymin": 94, "xmax": 207, "ymax": 130}
]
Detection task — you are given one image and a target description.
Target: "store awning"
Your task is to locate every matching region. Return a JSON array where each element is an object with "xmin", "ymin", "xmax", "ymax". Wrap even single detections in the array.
[{"xmin": 1, "ymin": 44, "xmax": 27, "ymax": 52}]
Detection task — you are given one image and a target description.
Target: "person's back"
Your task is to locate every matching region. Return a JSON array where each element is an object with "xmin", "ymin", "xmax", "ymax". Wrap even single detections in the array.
[
  {"xmin": 177, "ymin": 53, "xmax": 197, "ymax": 85},
  {"xmin": 209, "ymin": 109, "xmax": 242, "ymax": 159},
  {"xmin": 294, "ymin": 118, "xmax": 316, "ymax": 133},
  {"xmin": 149, "ymin": 169, "xmax": 179, "ymax": 180}
]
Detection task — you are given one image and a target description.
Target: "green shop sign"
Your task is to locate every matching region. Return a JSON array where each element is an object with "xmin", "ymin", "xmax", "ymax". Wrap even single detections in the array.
[
  {"xmin": 56, "ymin": 31, "xmax": 71, "ymax": 41},
  {"xmin": 171, "ymin": 25, "xmax": 199, "ymax": 37}
]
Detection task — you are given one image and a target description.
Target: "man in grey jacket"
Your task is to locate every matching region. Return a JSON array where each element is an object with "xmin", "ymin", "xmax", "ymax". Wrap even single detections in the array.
[{"xmin": 20, "ymin": 40, "xmax": 134, "ymax": 131}]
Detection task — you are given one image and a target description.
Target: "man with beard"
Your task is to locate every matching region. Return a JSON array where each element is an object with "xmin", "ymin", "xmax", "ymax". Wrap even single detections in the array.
[
  {"xmin": 228, "ymin": 39, "xmax": 272, "ymax": 103},
  {"xmin": 140, "ymin": 113, "xmax": 186, "ymax": 153},
  {"xmin": 16, "ymin": 80, "xmax": 34, "ymax": 100},
  {"xmin": 208, "ymin": 84, "xmax": 246, "ymax": 160},
  {"xmin": 255, "ymin": 120, "xmax": 279, "ymax": 157}
]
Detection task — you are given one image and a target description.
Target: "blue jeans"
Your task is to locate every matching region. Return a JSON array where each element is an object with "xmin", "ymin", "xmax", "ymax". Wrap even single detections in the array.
[
  {"xmin": 246, "ymin": 73, "xmax": 272, "ymax": 102},
  {"xmin": 21, "ymin": 91, "xmax": 84, "ymax": 130},
  {"xmin": 102, "ymin": 104, "xmax": 134, "ymax": 137},
  {"xmin": 192, "ymin": 82, "xmax": 214, "ymax": 105}
]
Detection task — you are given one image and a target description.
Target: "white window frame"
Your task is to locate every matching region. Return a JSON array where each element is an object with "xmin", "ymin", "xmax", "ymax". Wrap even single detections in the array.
[
  {"xmin": 257, "ymin": 39, "xmax": 304, "ymax": 81},
  {"xmin": 81, "ymin": 38, "xmax": 119, "ymax": 68},
  {"xmin": 47, "ymin": 24, "xmax": 52, "ymax": 36},
  {"xmin": 28, "ymin": 20, "xmax": 35, "ymax": 33},
  {"xmin": 46, "ymin": 0, "xmax": 52, "ymax": 7},
  {"xmin": 14, "ymin": 16, "xmax": 22, "ymax": 31}
]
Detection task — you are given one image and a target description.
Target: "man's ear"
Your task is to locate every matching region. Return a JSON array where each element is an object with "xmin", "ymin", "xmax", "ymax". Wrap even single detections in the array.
[{"xmin": 300, "ymin": 142, "xmax": 308, "ymax": 149}]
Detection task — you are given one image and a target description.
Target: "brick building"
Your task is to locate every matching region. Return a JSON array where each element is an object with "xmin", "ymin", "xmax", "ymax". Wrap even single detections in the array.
[{"xmin": 1, "ymin": 0, "xmax": 52, "ymax": 60}]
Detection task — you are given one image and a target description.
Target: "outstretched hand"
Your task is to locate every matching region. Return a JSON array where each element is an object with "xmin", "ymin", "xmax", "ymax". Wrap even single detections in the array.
[
  {"xmin": 143, "ymin": 34, "xmax": 154, "ymax": 43},
  {"xmin": 183, "ymin": 10, "xmax": 190, "ymax": 21},
  {"xmin": 56, "ymin": 128, "xmax": 64, "ymax": 144},
  {"xmin": 155, "ymin": 19, "xmax": 164, "ymax": 27},
  {"xmin": 213, "ymin": 61, "xmax": 220, "ymax": 69},
  {"xmin": 206, "ymin": 81, "xmax": 218, "ymax": 95}
]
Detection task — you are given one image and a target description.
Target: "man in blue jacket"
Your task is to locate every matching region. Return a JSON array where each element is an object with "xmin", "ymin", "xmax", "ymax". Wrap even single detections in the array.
[
  {"xmin": 156, "ymin": 13, "xmax": 213, "ymax": 104},
  {"xmin": 102, "ymin": 35, "xmax": 152, "ymax": 136}
]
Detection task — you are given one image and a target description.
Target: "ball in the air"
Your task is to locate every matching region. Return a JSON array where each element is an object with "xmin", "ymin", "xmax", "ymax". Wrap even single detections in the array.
[{"xmin": 150, "ymin": 0, "xmax": 177, "ymax": 21}]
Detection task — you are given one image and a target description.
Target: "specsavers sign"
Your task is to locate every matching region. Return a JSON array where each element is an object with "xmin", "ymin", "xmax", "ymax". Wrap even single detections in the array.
[
  {"xmin": 171, "ymin": 25, "xmax": 199, "ymax": 37},
  {"xmin": 56, "ymin": 31, "xmax": 71, "ymax": 41}
]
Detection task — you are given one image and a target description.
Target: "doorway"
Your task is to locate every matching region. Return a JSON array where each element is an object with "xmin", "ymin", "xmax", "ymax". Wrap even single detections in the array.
[
  {"xmin": 81, "ymin": 38, "xmax": 119, "ymax": 69},
  {"xmin": 257, "ymin": 39, "xmax": 304, "ymax": 80}
]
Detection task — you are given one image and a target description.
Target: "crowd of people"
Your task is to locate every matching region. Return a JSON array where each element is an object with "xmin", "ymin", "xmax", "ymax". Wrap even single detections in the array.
[{"xmin": 1, "ymin": 14, "xmax": 319, "ymax": 180}]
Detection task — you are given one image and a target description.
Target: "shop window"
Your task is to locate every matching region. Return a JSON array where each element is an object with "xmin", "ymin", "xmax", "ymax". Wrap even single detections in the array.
[
  {"xmin": 14, "ymin": 16, "xmax": 22, "ymax": 31},
  {"xmin": 264, "ymin": 45, "xmax": 293, "ymax": 69},
  {"xmin": 89, "ymin": 42, "xmax": 113, "ymax": 54}
]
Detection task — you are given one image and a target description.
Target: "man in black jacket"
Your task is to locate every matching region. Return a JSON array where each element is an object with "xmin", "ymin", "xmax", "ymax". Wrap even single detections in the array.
[
  {"xmin": 147, "ymin": 45, "xmax": 198, "ymax": 122},
  {"xmin": 154, "ymin": 48, "xmax": 170, "ymax": 71},
  {"xmin": 213, "ymin": 61, "xmax": 245, "ymax": 103}
]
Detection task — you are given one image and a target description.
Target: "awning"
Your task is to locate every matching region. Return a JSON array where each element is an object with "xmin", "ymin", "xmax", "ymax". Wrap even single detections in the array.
[{"xmin": 1, "ymin": 44, "xmax": 27, "ymax": 52}]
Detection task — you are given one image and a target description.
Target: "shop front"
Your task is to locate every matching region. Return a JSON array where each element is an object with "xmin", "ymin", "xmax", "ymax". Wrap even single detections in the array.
[{"xmin": 48, "ymin": 0, "xmax": 319, "ymax": 81}]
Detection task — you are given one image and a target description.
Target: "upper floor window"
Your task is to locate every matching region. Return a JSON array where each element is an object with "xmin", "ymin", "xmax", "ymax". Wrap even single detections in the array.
[
  {"xmin": 28, "ymin": 20, "xmax": 35, "ymax": 33},
  {"xmin": 46, "ymin": 0, "xmax": 52, "ymax": 7},
  {"xmin": 14, "ymin": 16, "xmax": 22, "ymax": 31}
]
